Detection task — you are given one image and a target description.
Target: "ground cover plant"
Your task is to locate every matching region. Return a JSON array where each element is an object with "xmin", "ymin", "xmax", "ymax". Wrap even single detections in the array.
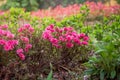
[{"xmin": 0, "ymin": 2, "xmax": 120, "ymax": 80}]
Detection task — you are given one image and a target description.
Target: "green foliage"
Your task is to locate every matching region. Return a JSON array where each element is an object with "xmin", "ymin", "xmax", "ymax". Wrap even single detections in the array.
[
  {"xmin": 46, "ymin": 63, "xmax": 53, "ymax": 80},
  {"xmin": 40, "ymin": 17, "xmax": 56, "ymax": 31},
  {"xmin": 0, "ymin": 0, "xmax": 39, "ymax": 11},
  {"xmin": 116, "ymin": 0, "xmax": 120, "ymax": 4},
  {"xmin": 57, "ymin": 5, "xmax": 89, "ymax": 33},
  {"xmin": 0, "ymin": 8, "xmax": 40, "ymax": 33},
  {"xmin": 84, "ymin": 15, "xmax": 120, "ymax": 80}
]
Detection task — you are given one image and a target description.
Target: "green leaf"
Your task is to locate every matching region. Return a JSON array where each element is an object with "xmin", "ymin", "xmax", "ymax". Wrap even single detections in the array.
[
  {"xmin": 110, "ymin": 70, "xmax": 116, "ymax": 79},
  {"xmin": 46, "ymin": 70, "xmax": 53, "ymax": 80},
  {"xmin": 100, "ymin": 70, "xmax": 105, "ymax": 80},
  {"xmin": 95, "ymin": 49, "xmax": 106, "ymax": 54},
  {"xmin": 84, "ymin": 69, "xmax": 94, "ymax": 75}
]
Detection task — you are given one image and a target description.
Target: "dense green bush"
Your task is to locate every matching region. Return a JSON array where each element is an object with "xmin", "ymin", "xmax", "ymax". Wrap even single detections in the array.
[{"xmin": 84, "ymin": 15, "xmax": 120, "ymax": 80}]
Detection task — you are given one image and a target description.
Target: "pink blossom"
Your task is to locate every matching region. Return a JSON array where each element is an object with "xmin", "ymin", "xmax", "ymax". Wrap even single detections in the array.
[
  {"xmin": 18, "ymin": 24, "xmax": 34, "ymax": 34},
  {"xmin": 63, "ymin": 27, "xmax": 68, "ymax": 31},
  {"xmin": 8, "ymin": 40, "xmax": 18, "ymax": 45},
  {"xmin": 42, "ymin": 31, "xmax": 52, "ymax": 40},
  {"xmin": 82, "ymin": 41, "xmax": 88, "ymax": 45},
  {"xmin": 72, "ymin": 31, "xmax": 77, "ymax": 37},
  {"xmin": 3, "ymin": 40, "xmax": 18, "ymax": 51},
  {"xmin": 25, "ymin": 44, "xmax": 32, "ymax": 49},
  {"xmin": 20, "ymin": 36, "xmax": 29, "ymax": 43},
  {"xmin": 63, "ymin": 27, "xmax": 73, "ymax": 31},
  {"xmin": 67, "ymin": 27, "xmax": 73, "ymax": 31},
  {"xmin": 47, "ymin": 24, "xmax": 54, "ymax": 30},
  {"xmin": 83, "ymin": 36, "xmax": 89, "ymax": 41},
  {"xmin": 0, "ymin": 25, "xmax": 8, "ymax": 29},
  {"xmin": 79, "ymin": 33, "xmax": 85, "ymax": 38},
  {"xmin": 1, "ymin": 30, "xmax": 7, "ymax": 36},
  {"xmin": 66, "ymin": 35, "xmax": 73, "ymax": 42},
  {"xmin": 66, "ymin": 42, "xmax": 74, "ymax": 48},
  {"xmin": 24, "ymin": 44, "xmax": 32, "ymax": 52},
  {"xmin": 0, "ymin": 39, "xmax": 6, "ymax": 45},
  {"xmin": 3, "ymin": 43, "xmax": 13, "ymax": 51},
  {"xmin": 18, "ymin": 28, "xmax": 23, "ymax": 32},
  {"xmin": 28, "ymin": 27, "xmax": 34, "ymax": 33},
  {"xmin": 16, "ymin": 48, "xmax": 24, "ymax": 54},
  {"xmin": 24, "ymin": 24, "xmax": 30, "ymax": 28},
  {"xmin": 50, "ymin": 38, "xmax": 58, "ymax": 44},
  {"xmin": 46, "ymin": 24, "xmax": 54, "ymax": 32},
  {"xmin": 13, "ymin": 40, "xmax": 19, "ymax": 45},
  {"xmin": 59, "ymin": 29, "xmax": 63, "ymax": 33},
  {"xmin": 73, "ymin": 38, "xmax": 80, "ymax": 44},
  {"xmin": 6, "ymin": 33, "xmax": 14, "ymax": 38},
  {"xmin": 59, "ymin": 36, "xmax": 65, "ymax": 41},
  {"xmin": 17, "ymin": 53, "xmax": 25, "ymax": 60}
]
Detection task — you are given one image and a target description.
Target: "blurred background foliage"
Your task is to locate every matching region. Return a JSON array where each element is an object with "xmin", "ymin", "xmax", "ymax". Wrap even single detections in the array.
[{"xmin": 0, "ymin": 0, "xmax": 119, "ymax": 11}]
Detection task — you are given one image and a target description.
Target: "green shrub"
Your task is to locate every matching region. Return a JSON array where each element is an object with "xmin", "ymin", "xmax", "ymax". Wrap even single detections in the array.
[{"xmin": 84, "ymin": 15, "xmax": 120, "ymax": 80}]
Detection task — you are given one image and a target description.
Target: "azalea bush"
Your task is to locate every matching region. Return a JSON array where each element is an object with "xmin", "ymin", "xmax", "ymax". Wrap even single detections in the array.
[
  {"xmin": 0, "ymin": 7, "xmax": 91, "ymax": 79},
  {"xmin": 42, "ymin": 24, "xmax": 90, "ymax": 64}
]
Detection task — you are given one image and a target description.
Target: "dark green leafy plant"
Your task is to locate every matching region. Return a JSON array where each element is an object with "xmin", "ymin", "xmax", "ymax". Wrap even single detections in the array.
[{"xmin": 84, "ymin": 15, "xmax": 120, "ymax": 80}]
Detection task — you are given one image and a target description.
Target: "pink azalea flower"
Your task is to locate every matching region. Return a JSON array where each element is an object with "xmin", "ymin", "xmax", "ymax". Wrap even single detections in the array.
[
  {"xmin": 18, "ymin": 28, "xmax": 23, "ymax": 32},
  {"xmin": 73, "ymin": 38, "xmax": 80, "ymax": 44},
  {"xmin": 66, "ymin": 42, "xmax": 74, "ymax": 48},
  {"xmin": 82, "ymin": 41, "xmax": 88, "ymax": 45},
  {"xmin": 66, "ymin": 35, "xmax": 73, "ymax": 42},
  {"xmin": 4, "ymin": 44, "xmax": 12, "ymax": 51},
  {"xmin": 24, "ymin": 24, "xmax": 30, "ymax": 28},
  {"xmin": 0, "ymin": 25, "xmax": 8, "ymax": 29},
  {"xmin": 0, "ymin": 39, "xmax": 6, "ymax": 45},
  {"xmin": 83, "ymin": 36, "xmax": 89, "ymax": 41},
  {"xmin": 20, "ymin": 36, "xmax": 29, "ymax": 43},
  {"xmin": 25, "ymin": 44, "xmax": 32, "ymax": 49},
  {"xmin": 17, "ymin": 53, "xmax": 25, "ymax": 60},
  {"xmin": 29, "ymin": 27, "xmax": 34, "ymax": 33},
  {"xmin": 42, "ymin": 31, "xmax": 52, "ymax": 40},
  {"xmin": 16, "ymin": 48, "xmax": 24, "ymax": 54},
  {"xmin": 79, "ymin": 33, "xmax": 85, "ymax": 38},
  {"xmin": 50, "ymin": 38, "xmax": 58, "ymax": 44},
  {"xmin": 6, "ymin": 33, "xmax": 14, "ymax": 39},
  {"xmin": 59, "ymin": 36, "xmax": 65, "ymax": 41}
]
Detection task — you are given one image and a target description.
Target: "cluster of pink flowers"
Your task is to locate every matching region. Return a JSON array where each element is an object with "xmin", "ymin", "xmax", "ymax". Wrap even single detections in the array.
[
  {"xmin": 16, "ymin": 24, "xmax": 34, "ymax": 60},
  {"xmin": 0, "ymin": 24, "xmax": 34, "ymax": 61},
  {"xmin": 42, "ymin": 24, "xmax": 89, "ymax": 48},
  {"xmin": 0, "ymin": 25, "xmax": 18, "ymax": 51}
]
